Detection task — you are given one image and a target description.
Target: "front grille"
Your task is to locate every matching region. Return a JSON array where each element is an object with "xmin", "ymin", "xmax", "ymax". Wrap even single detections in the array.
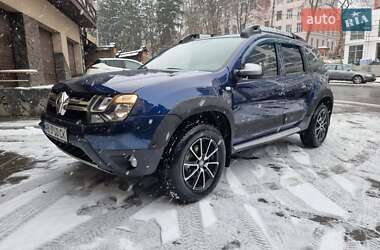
[{"xmin": 47, "ymin": 92, "xmax": 97, "ymax": 124}]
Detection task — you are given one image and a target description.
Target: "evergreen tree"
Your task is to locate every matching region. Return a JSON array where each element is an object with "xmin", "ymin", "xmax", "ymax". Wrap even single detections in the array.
[{"xmin": 156, "ymin": 0, "xmax": 183, "ymax": 48}]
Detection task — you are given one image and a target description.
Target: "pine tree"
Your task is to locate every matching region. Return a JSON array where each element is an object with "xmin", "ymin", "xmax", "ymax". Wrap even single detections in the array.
[{"xmin": 157, "ymin": 0, "xmax": 183, "ymax": 48}]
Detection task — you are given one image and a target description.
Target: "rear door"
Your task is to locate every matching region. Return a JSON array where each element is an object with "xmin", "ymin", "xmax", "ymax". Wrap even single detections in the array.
[
  {"xmin": 334, "ymin": 64, "xmax": 349, "ymax": 80},
  {"xmin": 232, "ymin": 41, "xmax": 285, "ymax": 144},
  {"xmin": 280, "ymin": 43, "xmax": 311, "ymax": 127}
]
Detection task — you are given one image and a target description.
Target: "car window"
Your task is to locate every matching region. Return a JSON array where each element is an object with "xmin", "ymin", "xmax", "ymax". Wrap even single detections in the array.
[
  {"xmin": 105, "ymin": 60, "xmax": 125, "ymax": 68},
  {"xmin": 243, "ymin": 43, "xmax": 278, "ymax": 77},
  {"xmin": 343, "ymin": 64, "xmax": 352, "ymax": 71},
  {"xmin": 124, "ymin": 61, "xmax": 141, "ymax": 70},
  {"xmin": 325, "ymin": 64, "xmax": 336, "ymax": 70},
  {"xmin": 336, "ymin": 65, "xmax": 343, "ymax": 70},
  {"xmin": 281, "ymin": 44, "xmax": 304, "ymax": 75},
  {"xmin": 325, "ymin": 65, "xmax": 333, "ymax": 70}
]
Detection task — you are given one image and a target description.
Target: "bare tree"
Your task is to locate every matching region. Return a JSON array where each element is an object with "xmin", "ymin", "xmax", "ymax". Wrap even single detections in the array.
[
  {"xmin": 326, "ymin": 0, "xmax": 354, "ymax": 60},
  {"xmin": 304, "ymin": 0, "xmax": 321, "ymax": 42}
]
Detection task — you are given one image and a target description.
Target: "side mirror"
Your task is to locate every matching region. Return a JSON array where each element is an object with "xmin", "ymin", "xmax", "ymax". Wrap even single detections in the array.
[{"xmin": 237, "ymin": 63, "xmax": 263, "ymax": 78}]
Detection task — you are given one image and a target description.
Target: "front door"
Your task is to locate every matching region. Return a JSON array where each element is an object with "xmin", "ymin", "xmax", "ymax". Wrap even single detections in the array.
[
  {"xmin": 279, "ymin": 43, "xmax": 310, "ymax": 127},
  {"xmin": 232, "ymin": 42, "xmax": 285, "ymax": 144}
]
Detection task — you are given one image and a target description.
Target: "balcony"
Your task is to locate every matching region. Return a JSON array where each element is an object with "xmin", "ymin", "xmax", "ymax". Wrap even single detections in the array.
[{"xmin": 48, "ymin": 0, "xmax": 96, "ymax": 28}]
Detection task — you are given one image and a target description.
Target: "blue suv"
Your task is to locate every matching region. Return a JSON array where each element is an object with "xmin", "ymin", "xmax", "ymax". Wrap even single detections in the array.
[{"xmin": 41, "ymin": 26, "xmax": 333, "ymax": 203}]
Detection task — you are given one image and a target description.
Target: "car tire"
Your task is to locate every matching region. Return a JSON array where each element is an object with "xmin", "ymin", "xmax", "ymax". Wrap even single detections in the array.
[
  {"xmin": 160, "ymin": 124, "xmax": 226, "ymax": 203},
  {"xmin": 352, "ymin": 75, "xmax": 364, "ymax": 84},
  {"xmin": 300, "ymin": 104, "xmax": 330, "ymax": 148}
]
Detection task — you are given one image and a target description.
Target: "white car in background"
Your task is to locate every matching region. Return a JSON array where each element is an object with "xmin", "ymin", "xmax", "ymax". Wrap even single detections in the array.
[{"xmin": 86, "ymin": 58, "xmax": 142, "ymax": 75}]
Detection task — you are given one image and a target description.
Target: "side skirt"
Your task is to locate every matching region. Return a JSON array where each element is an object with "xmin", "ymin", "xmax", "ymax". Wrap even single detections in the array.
[{"xmin": 232, "ymin": 127, "xmax": 301, "ymax": 153}]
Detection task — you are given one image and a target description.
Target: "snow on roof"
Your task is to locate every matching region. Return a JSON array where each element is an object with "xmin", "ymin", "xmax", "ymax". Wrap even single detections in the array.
[{"xmin": 117, "ymin": 47, "xmax": 147, "ymax": 58}]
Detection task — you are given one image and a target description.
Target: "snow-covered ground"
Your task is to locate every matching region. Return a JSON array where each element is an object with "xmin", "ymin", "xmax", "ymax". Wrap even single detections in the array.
[{"xmin": 0, "ymin": 108, "xmax": 380, "ymax": 250}]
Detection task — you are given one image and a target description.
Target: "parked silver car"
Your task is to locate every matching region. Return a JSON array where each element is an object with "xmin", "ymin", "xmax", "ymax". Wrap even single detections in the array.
[{"xmin": 325, "ymin": 64, "xmax": 376, "ymax": 84}]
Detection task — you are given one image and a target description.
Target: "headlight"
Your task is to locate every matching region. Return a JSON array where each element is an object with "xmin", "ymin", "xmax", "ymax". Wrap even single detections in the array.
[
  {"xmin": 90, "ymin": 96, "xmax": 113, "ymax": 112},
  {"xmin": 90, "ymin": 94, "xmax": 138, "ymax": 122}
]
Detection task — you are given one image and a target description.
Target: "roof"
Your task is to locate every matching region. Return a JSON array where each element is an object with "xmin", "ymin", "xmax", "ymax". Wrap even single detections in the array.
[
  {"xmin": 98, "ymin": 58, "xmax": 141, "ymax": 63},
  {"xmin": 117, "ymin": 47, "xmax": 148, "ymax": 58}
]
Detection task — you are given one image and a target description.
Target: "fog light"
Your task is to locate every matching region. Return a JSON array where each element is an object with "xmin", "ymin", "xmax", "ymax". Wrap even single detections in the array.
[{"xmin": 129, "ymin": 155, "xmax": 138, "ymax": 168}]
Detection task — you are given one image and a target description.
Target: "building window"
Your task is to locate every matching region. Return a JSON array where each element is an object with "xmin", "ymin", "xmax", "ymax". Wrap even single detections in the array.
[
  {"xmin": 350, "ymin": 31, "xmax": 364, "ymax": 40},
  {"xmin": 297, "ymin": 9, "xmax": 301, "ymax": 19},
  {"xmin": 277, "ymin": 26, "xmax": 282, "ymax": 30},
  {"xmin": 264, "ymin": 21, "xmax": 270, "ymax": 27},
  {"xmin": 286, "ymin": 25, "xmax": 292, "ymax": 32},
  {"xmin": 296, "ymin": 23, "xmax": 302, "ymax": 32},
  {"xmin": 348, "ymin": 45, "xmax": 363, "ymax": 65},
  {"xmin": 276, "ymin": 11, "xmax": 282, "ymax": 21},
  {"xmin": 378, "ymin": 20, "xmax": 380, "ymax": 37},
  {"xmin": 287, "ymin": 9, "xmax": 292, "ymax": 19},
  {"xmin": 376, "ymin": 43, "xmax": 380, "ymax": 61}
]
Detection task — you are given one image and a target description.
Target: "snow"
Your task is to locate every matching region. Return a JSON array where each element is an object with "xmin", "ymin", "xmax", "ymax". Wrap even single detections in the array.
[
  {"xmin": 244, "ymin": 204, "xmax": 271, "ymax": 243},
  {"xmin": 131, "ymin": 198, "xmax": 180, "ymax": 244},
  {"xmin": 0, "ymin": 182, "xmax": 134, "ymax": 250},
  {"xmin": 330, "ymin": 175, "xmax": 358, "ymax": 197},
  {"xmin": 318, "ymin": 227, "xmax": 345, "ymax": 250},
  {"xmin": 288, "ymin": 145, "xmax": 312, "ymax": 166},
  {"xmin": 0, "ymin": 195, "xmax": 93, "ymax": 250},
  {"xmin": 287, "ymin": 183, "xmax": 347, "ymax": 218},
  {"xmin": 226, "ymin": 168, "xmax": 248, "ymax": 198},
  {"xmin": 199, "ymin": 198, "xmax": 216, "ymax": 228},
  {"xmin": 0, "ymin": 181, "xmax": 58, "ymax": 220}
]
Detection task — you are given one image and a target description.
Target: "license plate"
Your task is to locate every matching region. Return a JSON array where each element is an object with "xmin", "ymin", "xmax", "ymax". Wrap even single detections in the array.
[{"xmin": 44, "ymin": 122, "xmax": 68, "ymax": 143}]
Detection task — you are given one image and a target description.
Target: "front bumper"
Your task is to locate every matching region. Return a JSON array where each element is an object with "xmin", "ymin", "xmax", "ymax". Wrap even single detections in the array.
[
  {"xmin": 364, "ymin": 75, "xmax": 376, "ymax": 82},
  {"xmin": 40, "ymin": 113, "xmax": 179, "ymax": 177}
]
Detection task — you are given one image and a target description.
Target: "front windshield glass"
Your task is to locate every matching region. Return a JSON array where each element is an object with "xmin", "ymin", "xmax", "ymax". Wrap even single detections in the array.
[{"xmin": 145, "ymin": 37, "xmax": 245, "ymax": 72}]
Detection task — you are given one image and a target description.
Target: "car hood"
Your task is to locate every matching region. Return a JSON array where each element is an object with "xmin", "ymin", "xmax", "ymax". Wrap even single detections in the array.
[{"xmin": 54, "ymin": 69, "xmax": 213, "ymax": 96}]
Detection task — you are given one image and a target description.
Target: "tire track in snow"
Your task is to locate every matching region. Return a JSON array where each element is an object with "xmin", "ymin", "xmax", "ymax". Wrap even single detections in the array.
[
  {"xmin": 0, "ymin": 164, "xmax": 68, "ymax": 205},
  {"xmin": 41, "ymin": 180, "xmax": 160, "ymax": 250},
  {"xmin": 286, "ymin": 144, "xmax": 380, "ymax": 225},
  {"xmin": 40, "ymin": 196, "xmax": 153, "ymax": 250},
  {"xmin": 0, "ymin": 179, "xmax": 70, "ymax": 242},
  {"xmin": 285, "ymin": 143, "xmax": 380, "ymax": 248},
  {"xmin": 225, "ymin": 167, "xmax": 275, "ymax": 249},
  {"xmin": 171, "ymin": 202, "xmax": 208, "ymax": 250}
]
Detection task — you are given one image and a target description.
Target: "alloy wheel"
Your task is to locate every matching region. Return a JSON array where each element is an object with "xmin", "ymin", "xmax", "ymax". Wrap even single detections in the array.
[
  {"xmin": 315, "ymin": 108, "xmax": 329, "ymax": 143},
  {"xmin": 353, "ymin": 76, "xmax": 363, "ymax": 84},
  {"xmin": 182, "ymin": 137, "xmax": 220, "ymax": 192}
]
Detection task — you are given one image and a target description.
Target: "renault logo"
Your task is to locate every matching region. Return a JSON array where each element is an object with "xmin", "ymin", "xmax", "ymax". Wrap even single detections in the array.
[{"xmin": 56, "ymin": 91, "xmax": 69, "ymax": 116}]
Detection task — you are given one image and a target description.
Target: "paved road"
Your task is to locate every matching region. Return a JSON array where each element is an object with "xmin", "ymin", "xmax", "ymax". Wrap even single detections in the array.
[{"xmin": 331, "ymin": 83, "xmax": 380, "ymax": 105}]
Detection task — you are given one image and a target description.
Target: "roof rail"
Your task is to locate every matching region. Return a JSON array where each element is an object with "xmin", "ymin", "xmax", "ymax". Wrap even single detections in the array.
[
  {"xmin": 241, "ymin": 25, "xmax": 305, "ymax": 41},
  {"xmin": 178, "ymin": 34, "xmax": 214, "ymax": 44}
]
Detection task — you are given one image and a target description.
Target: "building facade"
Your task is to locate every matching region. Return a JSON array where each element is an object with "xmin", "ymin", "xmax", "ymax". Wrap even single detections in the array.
[
  {"xmin": 0, "ymin": 0, "xmax": 96, "ymax": 87},
  {"xmin": 268, "ymin": 0, "xmax": 339, "ymax": 57}
]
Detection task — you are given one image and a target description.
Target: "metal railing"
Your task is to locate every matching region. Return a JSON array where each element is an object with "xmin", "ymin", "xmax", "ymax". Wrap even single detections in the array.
[{"xmin": 0, "ymin": 69, "xmax": 38, "ymax": 85}]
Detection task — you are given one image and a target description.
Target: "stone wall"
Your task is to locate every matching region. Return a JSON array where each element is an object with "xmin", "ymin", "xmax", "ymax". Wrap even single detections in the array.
[{"xmin": 0, "ymin": 88, "xmax": 50, "ymax": 117}]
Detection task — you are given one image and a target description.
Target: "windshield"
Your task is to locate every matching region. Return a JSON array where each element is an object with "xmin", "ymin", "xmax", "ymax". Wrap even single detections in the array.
[{"xmin": 144, "ymin": 37, "xmax": 245, "ymax": 72}]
